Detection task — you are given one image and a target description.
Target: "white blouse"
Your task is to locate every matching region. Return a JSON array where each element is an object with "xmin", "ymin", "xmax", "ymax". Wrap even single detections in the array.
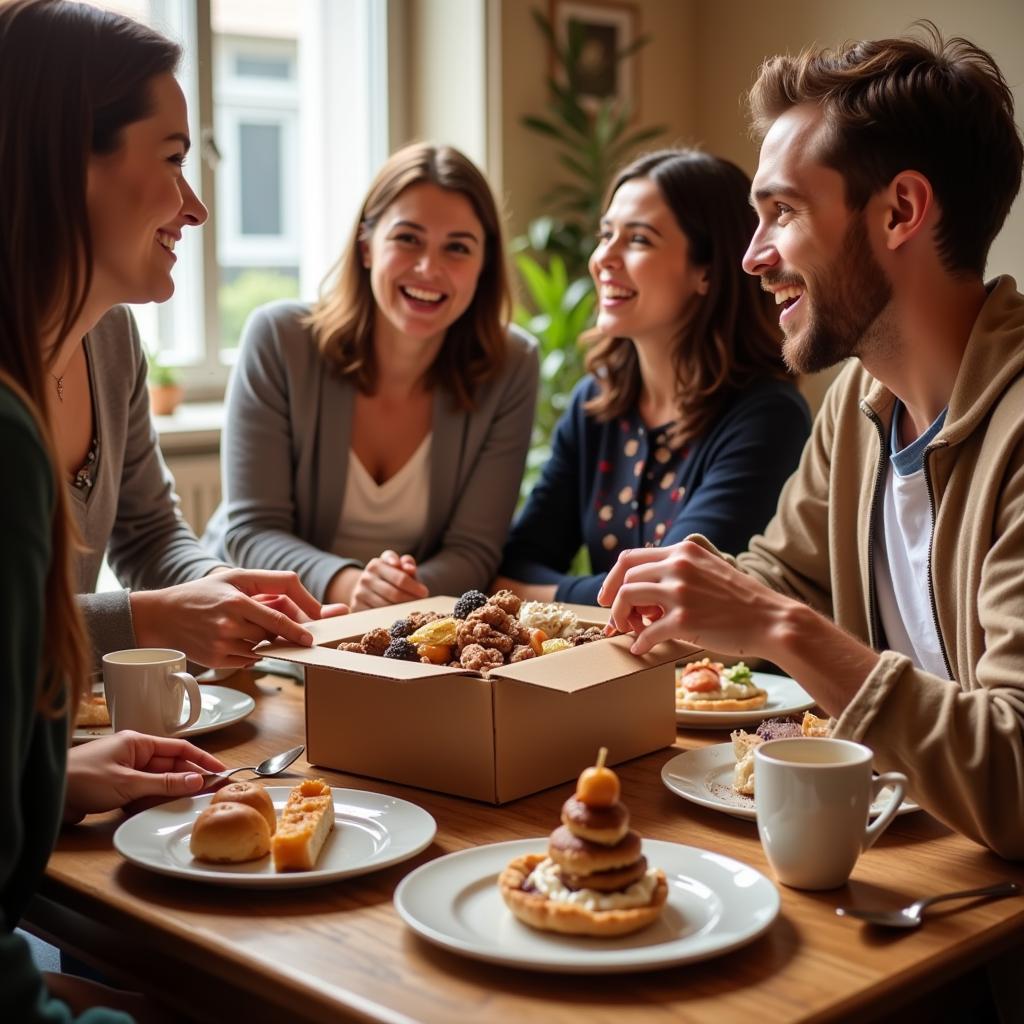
[{"xmin": 331, "ymin": 434, "xmax": 432, "ymax": 564}]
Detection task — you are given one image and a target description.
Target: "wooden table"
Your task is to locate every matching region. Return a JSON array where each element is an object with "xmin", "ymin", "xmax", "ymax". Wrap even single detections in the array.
[{"xmin": 27, "ymin": 670, "xmax": 1024, "ymax": 1024}]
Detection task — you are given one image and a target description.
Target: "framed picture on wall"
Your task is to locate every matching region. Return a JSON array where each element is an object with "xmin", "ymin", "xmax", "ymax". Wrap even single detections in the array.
[{"xmin": 550, "ymin": 1, "xmax": 638, "ymax": 110}]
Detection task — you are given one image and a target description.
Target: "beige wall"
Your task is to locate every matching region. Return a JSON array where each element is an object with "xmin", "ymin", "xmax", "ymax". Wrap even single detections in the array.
[
  {"xmin": 404, "ymin": 0, "xmax": 489, "ymax": 168},
  {"xmin": 694, "ymin": 0, "xmax": 1024, "ymax": 283},
  {"xmin": 499, "ymin": 0, "xmax": 698, "ymax": 237}
]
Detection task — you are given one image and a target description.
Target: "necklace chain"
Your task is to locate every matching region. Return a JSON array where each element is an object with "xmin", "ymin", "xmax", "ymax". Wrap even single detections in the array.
[{"xmin": 50, "ymin": 373, "xmax": 64, "ymax": 403}]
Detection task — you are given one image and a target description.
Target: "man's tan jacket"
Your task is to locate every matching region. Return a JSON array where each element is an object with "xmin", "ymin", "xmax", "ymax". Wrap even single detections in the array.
[{"xmin": 732, "ymin": 275, "xmax": 1024, "ymax": 858}]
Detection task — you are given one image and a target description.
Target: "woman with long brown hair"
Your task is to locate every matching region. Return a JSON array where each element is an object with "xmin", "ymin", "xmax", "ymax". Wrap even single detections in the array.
[
  {"xmin": 203, "ymin": 142, "xmax": 539, "ymax": 609},
  {"xmin": 497, "ymin": 148, "xmax": 811, "ymax": 603},
  {"xmin": 0, "ymin": 2, "xmax": 283, "ymax": 1019}
]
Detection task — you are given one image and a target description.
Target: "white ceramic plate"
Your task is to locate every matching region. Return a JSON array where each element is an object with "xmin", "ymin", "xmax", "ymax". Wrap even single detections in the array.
[
  {"xmin": 393, "ymin": 838, "xmax": 779, "ymax": 973},
  {"xmin": 676, "ymin": 671, "xmax": 815, "ymax": 729},
  {"xmin": 73, "ymin": 685, "xmax": 255, "ymax": 744},
  {"xmin": 661, "ymin": 745, "xmax": 921, "ymax": 821},
  {"xmin": 114, "ymin": 786, "xmax": 437, "ymax": 889}
]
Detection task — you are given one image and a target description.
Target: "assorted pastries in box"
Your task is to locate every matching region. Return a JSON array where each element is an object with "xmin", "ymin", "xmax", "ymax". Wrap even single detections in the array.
[{"xmin": 336, "ymin": 589, "xmax": 604, "ymax": 671}]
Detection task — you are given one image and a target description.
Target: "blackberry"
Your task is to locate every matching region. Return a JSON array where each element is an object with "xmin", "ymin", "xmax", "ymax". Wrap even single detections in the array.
[
  {"xmin": 389, "ymin": 618, "xmax": 414, "ymax": 638},
  {"xmin": 453, "ymin": 589, "xmax": 489, "ymax": 619},
  {"xmin": 383, "ymin": 638, "xmax": 419, "ymax": 661}
]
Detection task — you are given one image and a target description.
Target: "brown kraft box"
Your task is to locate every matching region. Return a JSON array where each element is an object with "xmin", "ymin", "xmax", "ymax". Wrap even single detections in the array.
[{"xmin": 260, "ymin": 596, "xmax": 700, "ymax": 803}]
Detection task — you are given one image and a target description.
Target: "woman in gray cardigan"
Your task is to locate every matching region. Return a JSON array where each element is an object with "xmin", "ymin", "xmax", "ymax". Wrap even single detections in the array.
[{"xmin": 204, "ymin": 144, "xmax": 538, "ymax": 608}]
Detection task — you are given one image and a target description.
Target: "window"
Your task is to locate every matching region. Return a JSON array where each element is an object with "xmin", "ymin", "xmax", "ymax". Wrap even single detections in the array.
[
  {"xmin": 214, "ymin": 30, "xmax": 301, "ymax": 356},
  {"xmin": 80, "ymin": 0, "xmax": 390, "ymax": 397}
]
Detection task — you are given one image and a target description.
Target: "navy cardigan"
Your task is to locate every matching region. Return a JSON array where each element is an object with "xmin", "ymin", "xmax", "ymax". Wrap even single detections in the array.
[{"xmin": 501, "ymin": 374, "xmax": 812, "ymax": 604}]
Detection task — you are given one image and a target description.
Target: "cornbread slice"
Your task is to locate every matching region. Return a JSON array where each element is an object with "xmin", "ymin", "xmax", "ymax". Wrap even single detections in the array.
[
  {"xmin": 78, "ymin": 694, "xmax": 110, "ymax": 728},
  {"xmin": 271, "ymin": 779, "xmax": 335, "ymax": 871}
]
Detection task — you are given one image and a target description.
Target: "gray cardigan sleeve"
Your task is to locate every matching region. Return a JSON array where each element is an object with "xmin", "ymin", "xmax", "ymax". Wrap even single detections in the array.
[
  {"xmin": 415, "ymin": 330, "xmax": 539, "ymax": 596},
  {"xmin": 77, "ymin": 308, "xmax": 223, "ymax": 659},
  {"xmin": 215, "ymin": 304, "xmax": 360, "ymax": 599}
]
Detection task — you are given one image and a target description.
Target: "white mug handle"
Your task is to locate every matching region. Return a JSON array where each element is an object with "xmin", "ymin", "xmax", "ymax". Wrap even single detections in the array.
[
  {"xmin": 864, "ymin": 771, "xmax": 907, "ymax": 849},
  {"xmin": 170, "ymin": 671, "xmax": 202, "ymax": 733}
]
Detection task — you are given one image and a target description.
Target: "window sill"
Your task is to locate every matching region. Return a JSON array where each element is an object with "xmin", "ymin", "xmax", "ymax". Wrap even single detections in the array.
[{"xmin": 153, "ymin": 401, "xmax": 224, "ymax": 455}]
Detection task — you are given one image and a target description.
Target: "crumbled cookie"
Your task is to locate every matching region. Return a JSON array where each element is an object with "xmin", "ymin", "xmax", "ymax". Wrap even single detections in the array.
[
  {"xmin": 466, "ymin": 603, "xmax": 517, "ymax": 636},
  {"xmin": 570, "ymin": 626, "xmax": 604, "ymax": 646},
  {"xmin": 510, "ymin": 645, "xmax": 537, "ymax": 663},
  {"xmin": 405, "ymin": 610, "xmax": 442, "ymax": 631},
  {"xmin": 489, "ymin": 589, "xmax": 522, "ymax": 617},
  {"xmin": 362, "ymin": 628, "xmax": 392, "ymax": 656},
  {"xmin": 457, "ymin": 618, "xmax": 515, "ymax": 655},
  {"xmin": 337, "ymin": 641, "xmax": 367, "ymax": 654},
  {"xmin": 460, "ymin": 643, "xmax": 505, "ymax": 672}
]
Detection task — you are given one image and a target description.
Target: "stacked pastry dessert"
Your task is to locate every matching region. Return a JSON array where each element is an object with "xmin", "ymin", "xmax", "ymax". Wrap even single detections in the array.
[{"xmin": 499, "ymin": 749, "xmax": 667, "ymax": 936}]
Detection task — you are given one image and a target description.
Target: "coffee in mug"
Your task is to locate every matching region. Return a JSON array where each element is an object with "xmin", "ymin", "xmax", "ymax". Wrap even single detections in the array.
[
  {"xmin": 102, "ymin": 649, "xmax": 202, "ymax": 737},
  {"xmin": 754, "ymin": 737, "xmax": 907, "ymax": 890}
]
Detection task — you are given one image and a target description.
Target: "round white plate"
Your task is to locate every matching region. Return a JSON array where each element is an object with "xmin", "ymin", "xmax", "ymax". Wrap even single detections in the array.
[
  {"xmin": 73, "ymin": 685, "xmax": 255, "ymax": 744},
  {"xmin": 394, "ymin": 838, "xmax": 779, "ymax": 973},
  {"xmin": 676, "ymin": 671, "xmax": 815, "ymax": 729},
  {"xmin": 661, "ymin": 745, "xmax": 921, "ymax": 821},
  {"xmin": 114, "ymin": 787, "xmax": 436, "ymax": 889}
]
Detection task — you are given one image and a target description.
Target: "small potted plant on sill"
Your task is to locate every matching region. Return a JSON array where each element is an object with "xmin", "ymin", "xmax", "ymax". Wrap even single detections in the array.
[{"xmin": 147, "ymin": 352, "xmax": 184, "ymax": 416}]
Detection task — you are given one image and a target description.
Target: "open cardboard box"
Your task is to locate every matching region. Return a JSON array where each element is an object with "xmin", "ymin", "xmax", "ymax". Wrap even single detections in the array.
[{"xmin": 260, "ymin": 596, "xmax": 700, "ymax": 803}]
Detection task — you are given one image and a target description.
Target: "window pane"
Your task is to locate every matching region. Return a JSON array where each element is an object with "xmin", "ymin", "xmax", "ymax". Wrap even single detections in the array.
[
  {"xmin": 235, "ymin": 54, "xmax": 292, "ymax": 80},
  {"xmin": 239, "ymin": 123, "xmax": 282, "ymax": 235}
]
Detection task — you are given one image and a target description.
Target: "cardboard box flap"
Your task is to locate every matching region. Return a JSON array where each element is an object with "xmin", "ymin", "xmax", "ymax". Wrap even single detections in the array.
[
  {"xmin": 276, "ymin": 597, "xmax": 458, "ymax": 649},
  {"xmin": 490, "ymin": 634, "xmax": 700, "ymax": 692},
  {"xmin": 256, "ymin": 639, "xmax": 468, "ymax": 680}
]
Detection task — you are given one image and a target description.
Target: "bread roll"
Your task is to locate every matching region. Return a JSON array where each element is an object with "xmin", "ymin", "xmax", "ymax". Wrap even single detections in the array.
[
  {"xmin": 190, "ymin": 801, "xmax": 271, "ymax": 863},
  {"xmin": 211, "ymin": 781, "xmax": 276, "ymax": 834}
]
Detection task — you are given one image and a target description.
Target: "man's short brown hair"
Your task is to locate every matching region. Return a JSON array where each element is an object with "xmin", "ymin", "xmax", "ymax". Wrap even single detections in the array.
[{"xmin": 747, "ymin": 22, "xmax": 1022, "ymax": 277}]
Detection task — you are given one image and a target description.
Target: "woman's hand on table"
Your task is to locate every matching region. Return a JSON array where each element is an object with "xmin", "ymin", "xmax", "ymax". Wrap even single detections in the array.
[
  {"xmin": 129, "ymin": 568, "xmax": 329, "ymax": 667},
  {"xmin": 64, "ymin": 731, "xmax": 225, "ymax": 823},
  {"xmin": 345, "ymin": 550, "xmax": 429, "ymax": 610}
]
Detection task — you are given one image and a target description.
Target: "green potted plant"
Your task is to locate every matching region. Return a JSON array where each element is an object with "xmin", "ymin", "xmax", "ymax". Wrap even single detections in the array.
[
  {"xmin": 147, "ymin": 350, "xmax": 183, "ymax": 416},
  {"xmin": 515, "ymin": 8, "xmax": 665, "ymax": 495}
]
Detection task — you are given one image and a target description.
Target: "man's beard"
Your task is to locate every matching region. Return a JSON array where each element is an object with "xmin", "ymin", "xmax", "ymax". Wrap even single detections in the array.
[{"xmin": 777, "ymin": 213, "xmax": 892, "ymax": 375}]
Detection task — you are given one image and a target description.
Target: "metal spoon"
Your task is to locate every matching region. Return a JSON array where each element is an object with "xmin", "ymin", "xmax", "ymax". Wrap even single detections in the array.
[
  {"xmin": 836, "ymin": 881, "xmax": 1019, "ymax": 928},
  {"xmin": 202, "ymin": 744, "xmax": 305, "ymax": 784}
]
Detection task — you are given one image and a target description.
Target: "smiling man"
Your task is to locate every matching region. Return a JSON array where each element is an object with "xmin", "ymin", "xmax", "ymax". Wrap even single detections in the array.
[{"xmin": 599, "ymin": 26, "xmax": 1024, "ymax": 859}]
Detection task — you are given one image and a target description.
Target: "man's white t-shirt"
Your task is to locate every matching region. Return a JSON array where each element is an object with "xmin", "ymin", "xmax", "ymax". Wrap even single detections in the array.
[{"xmin": 872, "ymin": 402, "xmax": 951, "ymax": 679}]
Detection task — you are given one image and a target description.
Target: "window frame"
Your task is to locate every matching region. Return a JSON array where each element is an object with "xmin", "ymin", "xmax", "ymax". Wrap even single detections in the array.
[{"xmin": 154, "ymin": 0, "xmax": 390, "ymax": 399}]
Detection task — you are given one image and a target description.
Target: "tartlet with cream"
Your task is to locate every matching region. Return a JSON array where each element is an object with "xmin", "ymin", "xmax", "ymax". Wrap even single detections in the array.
[{"xmin": 675, "ymin": 658, "xmax": 767, "ymax": 712}]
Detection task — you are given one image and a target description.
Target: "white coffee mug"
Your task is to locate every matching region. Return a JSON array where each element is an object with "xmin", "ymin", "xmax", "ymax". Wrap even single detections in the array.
[
  {"xmin": 754, "ymin": 737, "xmax": 907, "ymax": 890},
  {"xmin": 102, "ymin": 648, "xmax": 202, "ymax": 737}
]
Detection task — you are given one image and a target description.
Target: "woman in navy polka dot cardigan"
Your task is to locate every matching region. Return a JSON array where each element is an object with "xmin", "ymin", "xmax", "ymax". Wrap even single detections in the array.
[{"xmin": 497, "ymin": 149, "xmax": 811, "ymax": 606}]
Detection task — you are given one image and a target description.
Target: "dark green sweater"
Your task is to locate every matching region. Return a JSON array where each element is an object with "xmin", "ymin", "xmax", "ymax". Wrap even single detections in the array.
[{"xmin": 0, "ymin": 383, "xmax": 131, "ymax": 1022}]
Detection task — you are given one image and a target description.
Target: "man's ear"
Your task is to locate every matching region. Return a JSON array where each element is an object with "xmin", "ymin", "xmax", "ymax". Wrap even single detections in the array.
[{"xmin": 881, "ymin": 171, "xmax": 933, "ymax": 252}]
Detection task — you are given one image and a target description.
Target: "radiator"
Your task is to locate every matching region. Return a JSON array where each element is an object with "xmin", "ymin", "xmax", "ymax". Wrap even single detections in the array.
[{"xmin": 166, "ymin": 452, "xmax": 222, "ymax": 536}]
